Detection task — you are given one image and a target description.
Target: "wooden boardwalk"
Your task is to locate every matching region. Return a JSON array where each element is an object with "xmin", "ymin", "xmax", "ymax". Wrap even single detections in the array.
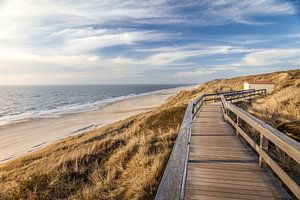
[{"xmin": 185, "ymin": 103, "xmax": 291, "ymax": 200}]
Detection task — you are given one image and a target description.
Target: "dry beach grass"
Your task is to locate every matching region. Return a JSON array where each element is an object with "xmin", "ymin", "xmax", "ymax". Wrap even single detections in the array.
[
  {"xmin": 0, "ymin": 105, "xmax": 186, "ymax": 200},
  {"xmin": 0, "ymin": 69, "xmax": 299, "ymax": 199}
]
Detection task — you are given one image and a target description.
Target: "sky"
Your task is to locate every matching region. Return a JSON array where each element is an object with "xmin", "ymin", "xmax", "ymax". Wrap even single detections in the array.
[{"xmin": 0, "ymin": 0, "xmax": 300, "ymax": 85}]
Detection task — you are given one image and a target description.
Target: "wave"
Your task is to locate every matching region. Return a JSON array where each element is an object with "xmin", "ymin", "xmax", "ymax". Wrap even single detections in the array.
[{"xmin": 0, "ymin": 87, "xmax": 179, "ymax": 127}]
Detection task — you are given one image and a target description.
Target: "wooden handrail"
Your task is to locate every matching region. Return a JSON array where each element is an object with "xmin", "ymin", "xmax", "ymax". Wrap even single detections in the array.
[
  {"xmin": 192, "ymin": 89, "xmax": 265, "ymax": 115},
  {"xmin": 221, "ymin": 95, "xmax": 300, "ymax": 199},
  {"xmin": 155, "ymin": 103, "xmax": 193, "ymax": 200}
]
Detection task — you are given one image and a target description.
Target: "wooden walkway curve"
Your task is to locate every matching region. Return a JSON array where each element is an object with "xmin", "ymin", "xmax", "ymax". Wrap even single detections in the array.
[
  {"xmin": 155, "ymin": 90, "xmax": 299, "ymax": 200},
  {"xmin": 185, "ymin": 103, "xmax": 291, "ymax": 200}
]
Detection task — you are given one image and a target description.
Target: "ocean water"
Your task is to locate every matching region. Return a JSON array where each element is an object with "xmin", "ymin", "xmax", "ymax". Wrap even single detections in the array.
[{"xmin": 0, "ymin": 84, "xmax": 186, "ymax": 126}]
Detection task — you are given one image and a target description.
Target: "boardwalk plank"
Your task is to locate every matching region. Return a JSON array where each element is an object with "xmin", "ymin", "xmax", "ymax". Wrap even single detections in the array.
[
  {"xmin": 185, "ymin": 103, "xmax": 291, "ymax": 200},
  {"xmin": 185, "ymin": 189, "xmax": 281, "ymax": 200}
]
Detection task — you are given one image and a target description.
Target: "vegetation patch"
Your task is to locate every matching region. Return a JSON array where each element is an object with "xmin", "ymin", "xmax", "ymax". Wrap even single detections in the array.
[{"xmin": 0, "ymin": 104, "xmax": 186, "ymax": 200}]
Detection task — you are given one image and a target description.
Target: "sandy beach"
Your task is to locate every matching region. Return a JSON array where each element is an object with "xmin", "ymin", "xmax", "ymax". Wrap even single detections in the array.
[{"xmin": 0, "ymin": 86, "xmax": 194, "ymax": 163}]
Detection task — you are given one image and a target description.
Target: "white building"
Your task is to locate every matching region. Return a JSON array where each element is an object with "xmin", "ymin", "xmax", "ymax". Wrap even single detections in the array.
[{"xmin": 244, "ymin": 81, "xmax": 275, "ymax": 93}]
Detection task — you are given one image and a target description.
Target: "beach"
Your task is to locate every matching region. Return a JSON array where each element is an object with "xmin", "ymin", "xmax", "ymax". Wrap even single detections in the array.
[{"xmin": 0, "ymin": 86, "xmax": 194, "ymax": 163}]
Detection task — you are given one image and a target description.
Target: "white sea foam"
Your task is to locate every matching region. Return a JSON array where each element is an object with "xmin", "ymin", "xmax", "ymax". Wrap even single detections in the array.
[{"xmin": 0, "ymin": 87, "xmax": 180, "ymax": 127}]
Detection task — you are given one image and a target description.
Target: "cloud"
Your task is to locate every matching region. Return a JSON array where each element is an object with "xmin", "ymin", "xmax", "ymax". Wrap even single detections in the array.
[
  {"xmin": 170, "ymin": 46, "xmax": 300, "ymax": 79},
  {"xmin": 174, "ymin": 69, "xmax": 216, "ymax": 78},
  {"xmin": 174, "ymin": 65, "xmax": 240, "ymax": 78},
  {"xmin": 0, "ymin": 0, "xmax": 296, "ymax": 43},
  {"xmin": 0, "ymin": 0, "xmax": 298, "ymax": 84},
  {"xmin": 200, "ymin": 0, "xmax": 296, "ymax": 24},
  {"xmin": 242, "ymin": 49, "xmax": 300, "ymax": 66},
  {"xmin": 133, "ymin": 45, "xmax": 257, "ymax": 68},
  {"xmin": 56, "ymin": 29, "xmax": 169, "ymax": 54},
  {"xmin": 196, "ymin": 48, "xmax": 300, "ymax": 72}
]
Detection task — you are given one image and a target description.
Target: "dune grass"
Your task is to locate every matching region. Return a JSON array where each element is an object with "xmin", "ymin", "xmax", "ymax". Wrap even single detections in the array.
[
  {"xmin": 0, "ymin": 105, "xmax": 186, "ymax": 200},
  {"xmin": 242, "ymin": 85, "xmax": 300, "ymax": 141},
  {"xmin": 0, "ymin": 69, "xmax": 299, "ymax": 199}
]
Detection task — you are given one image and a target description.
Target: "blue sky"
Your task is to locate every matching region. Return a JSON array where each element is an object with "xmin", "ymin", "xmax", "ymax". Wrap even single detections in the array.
[{"xmin": 0, "ymin": 0, "xmax": 300, "ymax": 85}]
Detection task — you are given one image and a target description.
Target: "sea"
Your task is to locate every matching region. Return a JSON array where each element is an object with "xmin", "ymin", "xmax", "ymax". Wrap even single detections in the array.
[{"xmin": 0, "ymin": 84, "xmax": 187, "ymax": 126}]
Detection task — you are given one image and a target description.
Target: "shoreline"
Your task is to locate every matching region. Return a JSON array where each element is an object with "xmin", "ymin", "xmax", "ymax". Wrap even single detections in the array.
[
  {"xmin": 0, "ymin": 85, "xmax": 194, "ymax": 127},
  {"xmin": 0, "ymin": 85, "xmax": 196, "ymax": 163}
]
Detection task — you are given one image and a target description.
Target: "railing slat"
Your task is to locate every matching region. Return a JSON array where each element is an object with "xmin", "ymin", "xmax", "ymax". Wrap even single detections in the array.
[
  {"xmin": 259, "ymin": 148, "xmax": 300, "ymax": 199},
  {"xmin": 225, "ymin": 115, "xmax": 260, "ymax": 152},
  {"xmin": 221, "ymin": 95, "xmax": 300, "ymax": 198},
  {"xmin": 224, "ymin": 100, "xmax": 300, "ymax": 164}
]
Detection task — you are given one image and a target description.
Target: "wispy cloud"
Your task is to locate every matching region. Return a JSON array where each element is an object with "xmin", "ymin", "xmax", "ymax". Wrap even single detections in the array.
[
  {"xmin": 174, "ymin": 65, "xmax": 240, "ymax": 78},
  {"xmin": 55, "ymin": 29, "xmax": 169, "ymax": 54},
  {"xmin": 199, "ymin": 0, "xmax": 296, "ymax": 24},
  {"xmin": 174, "ymin": 69, "xmax": 216, "ymax": 78},
  {"xmin": 195, "ymin": 48, "xmax": 300, "ymax": 70},
  {"xmin": 172, "ymin": 47, "xmax": 300, "ymax": 80},
  {"xmin": 0, "ymin": 0, "xmax": 299, "ymax": 84},
  {"xmin": 242, "ymin": 48, "xmax": 300, "ymax": 66}
]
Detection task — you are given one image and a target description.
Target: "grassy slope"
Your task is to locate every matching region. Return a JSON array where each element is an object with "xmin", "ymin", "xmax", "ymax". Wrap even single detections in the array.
[
  {"xmin": 0, "ymin": 105, "xmax": 186, "ymax": 200},
  {"xmin": 0, "ymin": 69, "xmax": 299, "ymax": 199},
  {"xmin": 170, "ymin": 69, "xmax": 300, "ymax": 140}
]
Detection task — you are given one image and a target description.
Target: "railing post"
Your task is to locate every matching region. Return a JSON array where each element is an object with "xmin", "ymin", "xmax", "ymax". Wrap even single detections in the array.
[
  {"xmin": 259, "ymin": 134, "xmax": 269, "ymax": 168},
  {"xmin": 192, "ymin": 103, "xmax": 195, "ymax": 115},
  {"xmin": 236, "ymin": 116, "xmax": 239, "ymax": 136},
  {"xmin": 225, "ymin": 107, "xmax": 229, "ymax": 122}
]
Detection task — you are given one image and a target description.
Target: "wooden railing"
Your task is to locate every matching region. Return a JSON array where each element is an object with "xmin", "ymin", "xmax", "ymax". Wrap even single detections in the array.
[
  {"xmin": 155, "ymin": 89, "xmax": 267, "ymax": 200},
  {"xmin": 192, "ymin": 89, "xmax": 265, "ymax": 115},
  {"xmin": 224, "ymin": 88, "xmax": 266, "ymax": 102},
  {"xmin": 154, "ymin": 103, "xmax": 193, "ymax": 200},
  {"xmin": 221, "ymin": 95, "xmax": 300, "ymax": 199}
]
